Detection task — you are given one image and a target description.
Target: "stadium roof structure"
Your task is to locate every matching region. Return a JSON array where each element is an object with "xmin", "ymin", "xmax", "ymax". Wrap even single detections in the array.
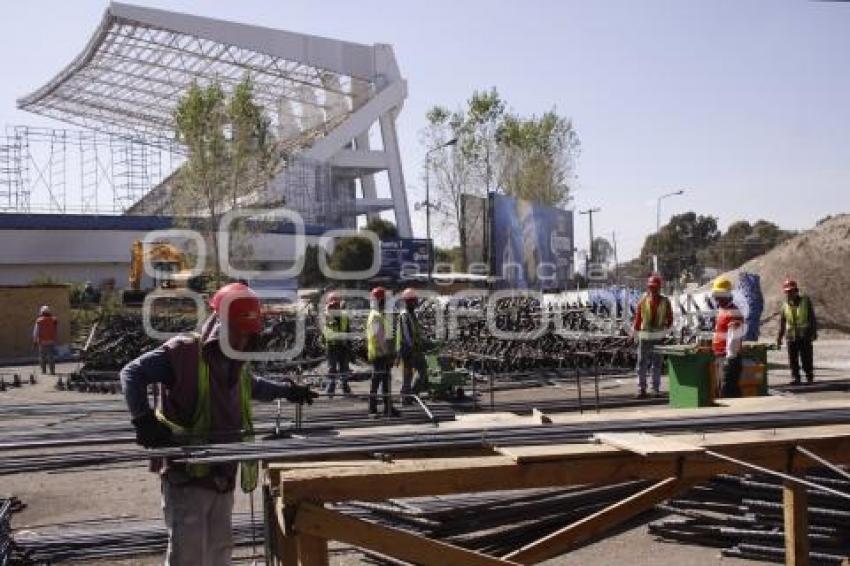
[{"xmin": 18, "ymin": 2, "xmax": 412, "ymax": 235}]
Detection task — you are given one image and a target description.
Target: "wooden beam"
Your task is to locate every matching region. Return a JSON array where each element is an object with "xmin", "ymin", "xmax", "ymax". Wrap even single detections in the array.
[
  {"xmin": 594, "ymin": 432, "xmax": 705, "ymax": 456},
  {"xmin": 293, "ymin": 502, "xmax": 519, "ymax": 566},
  {"xmin": 279, "ymin": 434, "xmax": 850, "ymax": 504},
  {"xmin": 503, "ymin": 477, "xmax": 693, "ymax": 564},
  {"xmin": 296, "ymin": 532, "xmax": 329, "ymax": 566},
  {"xmin": 783, "ymin": 479, "xmax": 810, "ymax": 566}
]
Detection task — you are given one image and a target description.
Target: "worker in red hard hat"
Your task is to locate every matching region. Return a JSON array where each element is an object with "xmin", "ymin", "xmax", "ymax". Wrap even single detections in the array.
[
  {"xmin": 120, "ymin": 282, "xmax": 316, "ymax": 565},
  {"xmin": 631, "ymin": 274, "xmax": 673, "ymax": 398},
  {"xmin": 776, "ymin": 278, "xmax": 818, "ymax": 385},
  {"xmin": 322, "ymin": 291, "xmax": 351, "ymax": 397},
  {"xmin": 396, "ymin": 288, "xmax": 428, "ymax": 405},
  {"xmin": 33, "ymin": 305, "xmax": 59, "ymax": 375},
  {"xmin": 366, "ymin": 286, "xmax": 398, "ymax": 417}
]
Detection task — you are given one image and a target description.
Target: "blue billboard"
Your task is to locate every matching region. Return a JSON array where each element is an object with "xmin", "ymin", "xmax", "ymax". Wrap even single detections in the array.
[
  {"xmin": 489, "ymin": 194, "xmax": 574, "ymax": 290},
  {"xmin": 379, "ymin": 238, "xmax": 433, "ymax": 279}
]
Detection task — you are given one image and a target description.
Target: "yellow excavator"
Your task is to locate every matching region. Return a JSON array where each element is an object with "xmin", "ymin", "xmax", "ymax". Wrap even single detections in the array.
[{"xmin": 123, "ymin": 240, "xmax": 198, "ymax": 305}]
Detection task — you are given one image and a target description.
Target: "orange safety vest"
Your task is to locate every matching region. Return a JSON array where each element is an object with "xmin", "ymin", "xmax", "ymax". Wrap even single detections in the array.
[
  {"xmin": 712, "ymin": 305, "xmax": 743, "ymax": 356},
  {"xmin": 35, "ymin": 315, "xmax": 58, "ymax": 345}
]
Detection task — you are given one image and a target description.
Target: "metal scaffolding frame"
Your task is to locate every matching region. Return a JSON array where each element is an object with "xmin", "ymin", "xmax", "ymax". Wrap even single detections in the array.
[{"xmin": 17, "ymin": 3, "xmax": 413, "ymax": 233}]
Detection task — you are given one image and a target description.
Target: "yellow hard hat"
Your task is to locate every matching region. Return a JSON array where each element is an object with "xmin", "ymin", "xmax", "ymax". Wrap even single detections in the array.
[{"xmin": 711, "ymin": 276, "xmax": 733, "ymax": 297}]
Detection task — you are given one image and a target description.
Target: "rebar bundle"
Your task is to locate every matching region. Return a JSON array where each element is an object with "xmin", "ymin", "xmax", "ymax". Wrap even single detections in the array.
[{"xmin": 651, "ymin": 472, "xmax": 850, "ymax": 564}]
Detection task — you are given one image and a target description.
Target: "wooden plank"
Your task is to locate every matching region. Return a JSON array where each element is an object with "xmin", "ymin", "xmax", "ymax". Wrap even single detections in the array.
[
  {"xmin": 296, "ymin": 532, "xmax": 329, "ymax": 566},
  {"xmin": 503, "ymin": 477, "xmax": 693, "ymax": 564},
  {"xmin": 277, "ymin": 430, "xmax": 850, "ymax": 504},
  {"xmin": 496, "ymin": 443, "xmax": 621, "ymax": 463},
  {"xmin": 594, "ymin": 432, "xmax": 705, "ymax": 456},
  {"xmin": 294, "ymin": 502, "xmax": 519, "ymax": 566},
  {"xmin": 783, "ymin": 480, "xmax": 810, "ymax": 566}
]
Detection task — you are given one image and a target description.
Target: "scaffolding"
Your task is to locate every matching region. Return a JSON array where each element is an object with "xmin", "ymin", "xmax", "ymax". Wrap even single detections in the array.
[{"xmin": 0, "ymin": 126, "xmax": 181, "ymax": 214}]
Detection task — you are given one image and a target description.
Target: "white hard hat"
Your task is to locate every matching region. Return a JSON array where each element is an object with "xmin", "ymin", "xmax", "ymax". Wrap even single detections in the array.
[{"xmin": 39, "ymin": 305, "xmax": 50, "ymax": 315}]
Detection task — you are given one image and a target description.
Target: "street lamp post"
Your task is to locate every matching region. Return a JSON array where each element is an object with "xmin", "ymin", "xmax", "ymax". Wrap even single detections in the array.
[
  {"xmin": 425, "ymin": 137, "xmax": 458, "ymax": 279},
  {"xmin": 654, "ymin": 189, "xmax": 685, "ymax": 273}
]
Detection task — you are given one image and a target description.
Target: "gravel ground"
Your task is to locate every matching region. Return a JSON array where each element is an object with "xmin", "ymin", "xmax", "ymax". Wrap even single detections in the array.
[{"xmin": 2, "ymin": 338, "xmax": 848, "ymax": 565}]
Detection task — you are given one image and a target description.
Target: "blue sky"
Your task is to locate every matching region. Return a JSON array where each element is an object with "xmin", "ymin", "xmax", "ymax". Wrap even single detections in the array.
[{"xmin": 1, "ymin": 0, "xmax": 848, "ymax": 259}]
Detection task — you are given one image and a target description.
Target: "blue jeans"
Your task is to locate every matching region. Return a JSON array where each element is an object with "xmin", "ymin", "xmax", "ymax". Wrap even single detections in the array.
[
  {"xmin": 325, "ymin": 345, "xmax": 350, "ymax": 395},
  {"xmin": 636, "ymin": 340, "xmax": 662, "ymax": 392}
]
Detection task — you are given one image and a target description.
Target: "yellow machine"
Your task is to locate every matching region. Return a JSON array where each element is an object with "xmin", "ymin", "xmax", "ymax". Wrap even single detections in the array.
[{"xmin": 124, "ymin": 240, "xmax": 195, "ymax": 304}]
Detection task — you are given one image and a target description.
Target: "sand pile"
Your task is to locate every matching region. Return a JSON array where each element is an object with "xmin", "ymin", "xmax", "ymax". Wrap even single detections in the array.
[{"xmin": 724, "ymin": 214, "xmax": 850, "ymax": 334}]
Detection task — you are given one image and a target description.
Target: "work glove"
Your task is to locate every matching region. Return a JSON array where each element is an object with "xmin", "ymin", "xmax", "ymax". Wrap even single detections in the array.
[
  {"xmin": 131, "ymin": 411, "xmax": 174, "ymax": 449},
  {"xmin": 281, "ymin": 379, "xmax": 318, "ymax": 405}
]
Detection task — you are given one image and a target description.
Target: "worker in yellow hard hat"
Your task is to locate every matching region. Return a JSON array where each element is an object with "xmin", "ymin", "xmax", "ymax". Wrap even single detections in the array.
[{"xmin": 711, "ymin": 277, "xmax": 745, "ymax": 398}]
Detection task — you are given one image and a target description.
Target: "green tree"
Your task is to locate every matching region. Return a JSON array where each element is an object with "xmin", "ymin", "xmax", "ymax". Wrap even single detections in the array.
[
  {"xmin": 699, "ymin": 219, "xmax": 793, "ymax": 271},
  {"xmin": 299, "ymin": 245, "xmax": 326, "ymax": 288},
  {"xmin": 498, "ymin": 110, "xmax": 580, "ymax": 207},
  {"xmin": 640, "ymin": 212, "xmax": 720, "ymax": 283},
  {"xmin": 172, "ymin": 77, "xmax": 278, "ymax": 285},
  {"xmin": 328, "ymin": 236, "xmax": 376, "ymax": 275},
  {"xmin": 365, "ymin": 218, "xmax": 398, "ymax": 241},
  {"xmin": 591, "ymin": 237, "xmax": 614, "ymax": 265}
]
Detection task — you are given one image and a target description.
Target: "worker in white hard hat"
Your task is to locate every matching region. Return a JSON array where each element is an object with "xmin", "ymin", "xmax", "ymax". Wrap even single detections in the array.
[
  {"xmin": 396, "ymin": 288, "xmax": 429, "ymax": 405},
  {"xmin": 33, "ymin": 305, "xmax": 58, "ymax": 375}
]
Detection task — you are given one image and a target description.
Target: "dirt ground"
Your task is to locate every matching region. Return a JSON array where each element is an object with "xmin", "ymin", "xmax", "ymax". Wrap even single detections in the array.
[{"xmin": 2, "ymin": 338, "xmax": 849, "ymax": 565}]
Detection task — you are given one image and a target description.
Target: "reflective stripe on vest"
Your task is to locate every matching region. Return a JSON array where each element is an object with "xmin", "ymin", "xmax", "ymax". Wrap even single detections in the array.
[
  {"xmin": 783, "ymin": 297, "xmax": 810, "ymax": 340},
  {"xmin": 366, "ymin": 309, "xmax": 391, "ymax": 362},
  {"xmin": 637, "ymin": 294, "xmax": 669, "ymax": 340},
  {"xmin": 156, "ymin": 336, "xmax": 257, "ymax": 493},
  {"xmin": 323, "ymin": 312, "xmax": 350, "ymax": 342}
]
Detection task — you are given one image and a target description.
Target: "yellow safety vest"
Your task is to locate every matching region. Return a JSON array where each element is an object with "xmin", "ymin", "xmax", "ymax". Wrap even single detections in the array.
[
  {"xmin": 783, "ymin": 297, "xmax": 810, "ymax": 340},
  {"xmin": 637, "ymin": 293, "xmax": 670, "ymax": 340},
  {"xmin": 156, "ymin": 336, "xmax": 257, "ymax": 493},
  {"xmin": 366, "ymin": 309, "xmax": 392, "ymax": 362},
  {"xmin": 323, "ymin": 312, "xmax": 350, "ymax": 343}
]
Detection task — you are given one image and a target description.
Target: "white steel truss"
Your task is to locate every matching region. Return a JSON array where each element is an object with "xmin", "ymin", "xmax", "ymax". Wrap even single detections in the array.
[{"xmin": 18, "ymin": 3, "xmax": 411, "ymax": 235}]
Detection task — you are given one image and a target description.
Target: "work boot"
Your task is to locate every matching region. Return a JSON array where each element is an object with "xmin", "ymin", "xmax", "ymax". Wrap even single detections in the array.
[
  {"xmin": 652, "ymin": 390, "xmax": 664, "ymax": 398},
  {"xmin": 635, "ymin": 389, "xmax": 648, "ymax": 399},
  {"xmin": 385, "ymin": 407, "xmax": 401, "ymax": 418},
  {"xmin": 368, "ymin": 411, "xmax": 379, "ymax": 420},
  {"xmin": 789, "ymin": 379, "xmax": 801, "ymax": 386}
]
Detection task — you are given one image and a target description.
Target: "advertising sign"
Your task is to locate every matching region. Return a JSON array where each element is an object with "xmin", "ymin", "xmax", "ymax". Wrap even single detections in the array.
[
  {"xmin": 380, "ymin": 238, "xmax": 433, "ymax": 279},
  {"xmin": 489, "ymin": 194, "xmax": 574, "ymax": 290}
]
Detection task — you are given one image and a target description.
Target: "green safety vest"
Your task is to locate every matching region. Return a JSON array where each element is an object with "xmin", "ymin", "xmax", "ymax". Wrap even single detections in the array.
[
  {"xmin": 783, "ymin": 296, "xmax": 810, "ymax": 340},
  {"xmin": 366, "ymin": 309, "xmax": 392, "ymax": 362},
  {"xmin": 395, "ymin": 310, "xmax": 422, "ymax": 356},
  {"xmin": 637, "ymin": 293, "xmax": 670, "ymax": 340},
  {"xmin": 323, "ymin": 312, "xmax": 350, "ymax": 343},
  {"xmin": 156, "ymin": 336, "xmax": 257, "ymax": 493}
]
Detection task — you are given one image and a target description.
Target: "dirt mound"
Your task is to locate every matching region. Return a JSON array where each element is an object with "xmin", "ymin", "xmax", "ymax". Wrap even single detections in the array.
[{"xmin": 724, "ymin": 214, "xmax": 850, "ymax": 334}]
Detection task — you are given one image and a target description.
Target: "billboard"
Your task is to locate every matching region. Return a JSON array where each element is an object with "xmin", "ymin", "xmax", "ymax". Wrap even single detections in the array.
[
  {"xmin": 460, "ymin": 193, "xmax": 487, "ymax": 270},
  {"xmin": 379, "ymin": 238, "xmax": 433, "ymax": 279},
  {"xmin": 489, "ymin": 194, "xmax": 574, "ymax": 290}
]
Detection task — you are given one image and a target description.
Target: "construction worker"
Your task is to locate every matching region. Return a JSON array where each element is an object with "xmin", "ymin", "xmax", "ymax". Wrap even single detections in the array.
[
  {"xmin": 396, "ymin": 288, "xmax": 428, "ymax": 405},
  {"xmin": 632, "ymin": 274, "xmax": 673, "ymax": 398},
  {"xmin": 33, "ymin": 305, "xmax": 58, "ymax": 375},
  {"xmin": 711, "ymin": 277, "xmax": 745, "ymax": 398},
  {"xmin": 323, "ymin": 292, "xmax": 351, "ymax": 397},
  {"xmin": 776, "ymin": 278, "xmax": 818, "ymax": 385},
  {"xmin": 366, "ymin": 286, "xmax": 398, "ymax": 417},
  {"xmin": 119, "ymin": 282, "xmax": 316, "ymax": 566}
]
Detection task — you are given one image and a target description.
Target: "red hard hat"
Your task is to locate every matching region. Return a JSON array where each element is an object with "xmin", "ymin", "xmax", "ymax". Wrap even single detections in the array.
[
  {"xmin": 210, "ymin": 283, "xmax": 263, "ymax": 334},
  {"xmin": 647, "ymin": 274, "xmax": 663, "ymax": 289},
  {"xmin": 370, "ymin": 286, "xmax": 386, "ymax": 300},
  {"xmin": 401, "ymin": 287, "xmax": 417, "ymax": 301},
  {"xmin": 326, "ymin": 292, "xmax": 340, "ymax": 306},
  {"xmin": 783, "ymin": 278, "xmax": 798, "ymax": 293}
]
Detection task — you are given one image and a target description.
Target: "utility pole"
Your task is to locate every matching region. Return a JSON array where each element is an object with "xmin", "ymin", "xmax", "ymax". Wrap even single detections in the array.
[
  {"xmin": 654, "ymin": 189, "xmax": 685, "ymax": 274},
  {"xmin": 612, "ymin": 231, "xmax": 619, "ymax": 284},
  {"xmin": 579, "ymin": 207, "xmax": 601, "ymax": 264}
]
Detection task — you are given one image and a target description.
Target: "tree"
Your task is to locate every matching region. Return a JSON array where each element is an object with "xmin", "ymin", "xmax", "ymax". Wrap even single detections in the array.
[
  {"xmin": 498, "ymin": 110, "xmax": 580, "ymax": 207},
  {"xmin": 299, "ymin": 245, "xmax": 326, "ymax": 288},
  {"xmin": 172, "ymin": 77, "xmax": 278, "ymax": 285},
  {"xmin": 328, "ymin": 236, "xmax": 376, "ymax": 275},
  {"xmin": 639, "ymin": 212, "xmax": 720, "ymax": 283},
  {"xmin": 698, "ymin": 219, "xmax": 794, "ymax": 271},
  {"xmin": 365, "ymin": 218, "xmax": 398, "ymax": 241},
  {"xmin": 421, "ymin": 88, "xmax": 580, "ymax": 270}
]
